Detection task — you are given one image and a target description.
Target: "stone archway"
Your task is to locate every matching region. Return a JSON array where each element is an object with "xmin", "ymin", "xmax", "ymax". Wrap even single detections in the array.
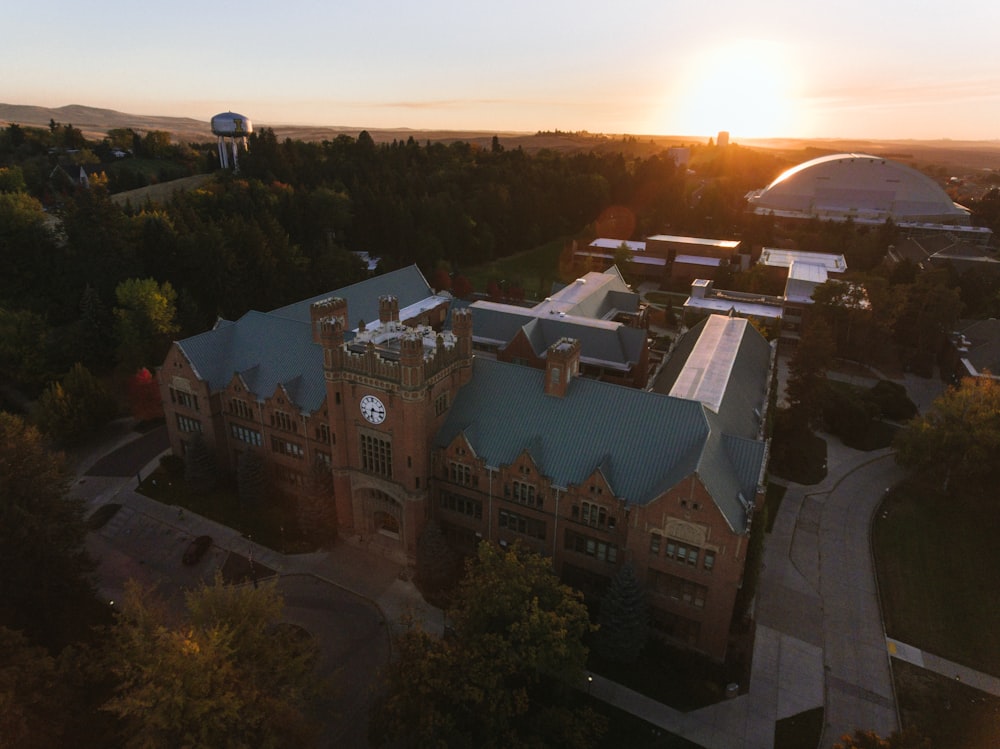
[{"xmin": 356, "ymin": 487, "xmax": 404, "ymax": 551}]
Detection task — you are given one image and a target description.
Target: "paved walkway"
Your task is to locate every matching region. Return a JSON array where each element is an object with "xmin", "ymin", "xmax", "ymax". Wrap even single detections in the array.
[{"xmin": 887, "ymin": 639, "xmax": 1000, "ymax": 697}]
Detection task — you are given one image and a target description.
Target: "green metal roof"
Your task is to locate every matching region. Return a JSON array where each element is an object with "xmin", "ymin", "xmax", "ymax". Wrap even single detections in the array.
[
  {"xmin": 434, "ymin": 357, "xmax": 759, "ymax": 531},
  {"xmin": 178, "ymin": 312, "xmax": 326, "ymax": 413},
  {"xmin": 269, "ymin": 265, "xmax": 433, "ymax": 325},
  {"xmin": 174, "ymin": 266, "xmax": 433, "ymax": 414}
]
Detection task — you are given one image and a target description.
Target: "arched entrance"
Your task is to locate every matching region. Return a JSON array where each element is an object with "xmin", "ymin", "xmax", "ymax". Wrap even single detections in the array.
[{"xmin": 356, "ymin": 488, "xmax": 405, "ymax": 556}]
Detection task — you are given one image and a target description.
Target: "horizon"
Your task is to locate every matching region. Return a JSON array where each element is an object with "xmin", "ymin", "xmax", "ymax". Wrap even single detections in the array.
[
  {"xmin": 7, "ymin": 101, "xmax": 1000, "ymax": 148},
  {"xmin": 4, "ymin": 1, "xmax": 1000, "ymax": 142}
]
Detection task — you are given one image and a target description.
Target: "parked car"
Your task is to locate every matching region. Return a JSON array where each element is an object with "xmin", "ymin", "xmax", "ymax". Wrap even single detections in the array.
[{"xmin": 182, "ymin": 535, "xmax": 213, "ymax": 565}]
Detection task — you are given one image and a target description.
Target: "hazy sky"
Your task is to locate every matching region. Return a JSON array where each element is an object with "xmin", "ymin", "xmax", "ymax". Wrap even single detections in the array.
[{"xmin": 4, "ymin": 0, "xmax": 999, "ymax": 140}]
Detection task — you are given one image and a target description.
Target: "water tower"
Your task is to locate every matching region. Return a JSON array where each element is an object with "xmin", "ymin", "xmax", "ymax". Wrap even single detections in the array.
[{"xmin": 211, "ymin": 112, "xmax": 253, "ymax": 171}]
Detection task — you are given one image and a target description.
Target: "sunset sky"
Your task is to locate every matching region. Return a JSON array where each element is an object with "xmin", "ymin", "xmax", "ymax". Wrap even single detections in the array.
[{"xmin": 4, "ymin": 0, "xmax": 999, "ymax": 140}]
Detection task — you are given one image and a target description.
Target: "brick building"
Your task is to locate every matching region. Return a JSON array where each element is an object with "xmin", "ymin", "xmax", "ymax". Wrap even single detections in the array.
[{"xmin": 159, "ymin": 266, "xmax": 773, "ymax": 660}]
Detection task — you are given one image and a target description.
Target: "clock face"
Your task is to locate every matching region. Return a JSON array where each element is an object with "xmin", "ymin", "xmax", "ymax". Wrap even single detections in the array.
[{"xmin": 360, "ymin": 394, "xmax": 386, "ymax": 424}]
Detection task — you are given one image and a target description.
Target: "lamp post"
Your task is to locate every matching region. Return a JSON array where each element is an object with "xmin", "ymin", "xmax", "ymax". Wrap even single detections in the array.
[{"xmin": 587, "ymin": 674, "xmax": 593, "ymax": 696}]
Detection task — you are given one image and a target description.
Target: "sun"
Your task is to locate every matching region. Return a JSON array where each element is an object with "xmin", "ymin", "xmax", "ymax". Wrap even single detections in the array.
[{"xmin": 659, "ymin": 40, "xmax": 799, "ymax": 139}]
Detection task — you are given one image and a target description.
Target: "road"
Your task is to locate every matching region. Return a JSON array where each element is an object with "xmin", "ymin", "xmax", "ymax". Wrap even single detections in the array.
[{"xmin": 81, "ymin": 422, "xmax": 393, "ymax": 748}]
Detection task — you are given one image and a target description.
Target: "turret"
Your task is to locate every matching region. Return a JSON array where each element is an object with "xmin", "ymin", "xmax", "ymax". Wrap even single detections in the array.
[
  {"xmin": 311, "ymin": 297, "xmax": 348, "ymax": 344},
  {"xmin": 379, "ymin": 295, "xmax": 400, "ymax": 325},
  {"xmin": 452, "ymin": 307, "xmax": 473, "ymax": 361},
  {"xmin": 544, "ymin": 338, "xmax": 581, "ymax": 398}
]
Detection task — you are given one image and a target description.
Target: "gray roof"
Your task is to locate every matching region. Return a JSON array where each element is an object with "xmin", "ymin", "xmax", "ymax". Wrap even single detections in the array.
[
  {"xmin": 178, "ymin": 311, "xmax": 326, "ymax": 413},
  {"xmin": 518, "ymin": 318, "xmax": 646, "ymax": 370},
  {"xmin": 653, "ymin": 315, "xmax": 771, "ymax": 438},
  {"xmin": 470, "ymin": 296, "xmax": 646, "ymax": 370},
  {"xmin": 434, "ymin": 357, "xmax": 763, "ymax": 532},
  {"xmin": 269, "ymin": 265, "xmax": 433, "ymax": 325},
  {"xmin": 175, "ymin": 266, "xmax": 433, "ymax": 414}
]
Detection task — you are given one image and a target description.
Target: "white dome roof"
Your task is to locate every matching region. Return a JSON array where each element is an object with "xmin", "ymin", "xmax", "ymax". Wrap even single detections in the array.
[{"xmin": 747, "ymin": 153, "xmax": 970, "ymax": 225}]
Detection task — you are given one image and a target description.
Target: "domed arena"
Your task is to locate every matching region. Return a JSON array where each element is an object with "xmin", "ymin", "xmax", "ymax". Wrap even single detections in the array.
[{"xmin": 746, "ymin": 153, "xmax": 971, "ymax": 225}]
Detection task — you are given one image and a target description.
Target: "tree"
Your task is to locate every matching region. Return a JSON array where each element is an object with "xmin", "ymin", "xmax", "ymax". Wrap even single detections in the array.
[
  {"xmin": 786, "ymin": 316, "xmax": 836, "ymax": 424},
  {"xmin": 452, "ymin": 274, "xmax": 474, "ymax": 299},
  {"xmin": 613, "ymin": 242, "xmax": 635, "ymax": 285},
  {"xmin": 104, "ymin": 576, "xmax": 324, "ymax": 748},
  {"xmin": 183, "ymin": 432, "xmax": 217, "ymax": 494},
  {"xmin": 0, "ymin": 626, "xmax": 69, "ymax": 748},
  {"xmin": 415, "ymin": 519, "xmax": 459, "ymax": 601},
  {"xmin": 894, "ymin": 376, "xmax": 1000, "ymax": 491},
  {"xmin": 238, "ymin": 448, "xmax": 267, "ymax": 508},
  {"xmin": 297, "ymin": 457, "xmax": 337, "ymax": 546},
  {"xmin": 0, "ymin": 413, "xmax": 103, "ymax": 650},
  {"xmin": 594, "ymin": 562, "xmax": 648, "ymax": 665},
  {"xmin": 126, "ymin": 367, "xmax": 163, "ymax": 422},
  {"xmin": 113, "ymin": 277, "xmax": 179, "ymax": 372},
  {"xmin": 375, "ymin": 542, "xmax": 604, "ymax": 748},
  {"xmin": 833, "ymin": 728, "xmax": 931, "ymax": 749},
  {"xmin": 33, "ymin": 362, "xmax": 117, "ymax": 445}
]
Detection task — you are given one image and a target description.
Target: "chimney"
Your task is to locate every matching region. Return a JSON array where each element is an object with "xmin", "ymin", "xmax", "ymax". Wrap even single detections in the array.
[{"xmin": 544, "ymin": 338, "xmax": 581, "ymax": 398}]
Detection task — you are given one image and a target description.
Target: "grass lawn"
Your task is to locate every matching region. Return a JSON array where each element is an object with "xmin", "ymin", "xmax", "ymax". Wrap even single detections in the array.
[
  {"xmin": 873, "ymin": 479, "xmax": 1000, "ymax": 676},
  {"xmin": 460, "ymin": 237, "xmax": 570, "ymax": 299},
  {"xmin": 593, "ymin": 699, "xmax": 705, "ymax": 748},
  {"xmin": 588, "ymin": 637, "xmax": 739, "ymax": 712},
  {"xmin": 138, "ymin": 463, "xmax": 309, "ymax": 553},
  {"xmin": 773, "ymin": 707, "xmax": 824, "ymax": 749},
  {"xmin": 892, "ymin": 659, "xmax": 1000, "ymax": 748}
]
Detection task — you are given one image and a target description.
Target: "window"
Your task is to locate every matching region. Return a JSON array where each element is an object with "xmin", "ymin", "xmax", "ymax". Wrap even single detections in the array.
[
  {"xmin": 440, "ymin": 490, "xmax": 482, "ymax": 520},
  {"xmin": 434, "ymin": 392, "xmax": 449, "ymax": 416},
  {"xmin": 315, "ymin": 423, "xmax": 331, "ymax": 444},
  {"xmin": 578, "ymin": 501, "xmax": 614, "ymax": 530},
  {"xmin": 272, "ymin": 410, "xmax": 297, "ymax": 433},
  {"xmin": 499, "ymin": 509, "xmax": 546, "ymax": 539},
  {"xmin": 511, "ymin": 480, "xmax": 540, "ymax": 508},
  {"xmin": 315, "ymin": 450, "xmax": 331, "ymax": 467},
  {"xmin": 649, "ymin": 534, "xmax": 662, "ymax": 555},
  {"xmin": 360, "ymin": 433, "xmax": 392, "ymax": 477},
  {"xmin": 450, "ymin": 462, "xmax": 472, "ymax": 486},
  {"xmin": 703, "ymin": 550, "xmax": 716, "ymax": 572},
  {"xmin": 650, "ymin": 608, "xmax": 701, "ymax": 645},
  {"xmin": 664, "ymin": 538, "xmax": 699, "ymax": 566},
  {"xmin": 230, "ymin": 423, "xmax": 262, "ymax": 446},
  {"xmin": 275, "ymin": 466, "xmax": 305, "ymax": 486},
  {"xmin": 176, "ymin": 415, "xmax": 202, "ymax": 434},
  {"xmin": 648, "ymin": 569, "xmax": 707, "ymax": 609},
  {"xmin": 564, "ymin": 529, "xmax": 618, "ymax": 563},
  {"xmin": 271, "ymin": 437, "xmax": 304, "ymax": 459},
  {"xmin": 230, "ymin": 398, "xmax": 253, "ymax": 420},
  {"xmin": 171, "ymin": 388, "xmax": 199, "ymax": 412}
]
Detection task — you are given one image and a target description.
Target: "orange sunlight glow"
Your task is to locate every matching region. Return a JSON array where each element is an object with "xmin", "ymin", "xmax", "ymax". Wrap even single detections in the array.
[{"xmin": 657, "ymin": 40, "xmax": 800, "ymax": 139}]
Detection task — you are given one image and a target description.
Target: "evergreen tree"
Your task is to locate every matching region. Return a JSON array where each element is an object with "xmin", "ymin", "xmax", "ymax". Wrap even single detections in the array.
[
  {"xmin": 297, "ymin": 457, "xmax": 336, "ymax": 546},
  {"xmin": 0, "ymin": 413, "xmax": 103, "ymax": 650},
  {"xmin": 183, "ymin": 432, "xmax": 217, "ymax": 494},
  {"xmin": 237, "ymin": 448, "xmax": 267, "ymax": 509},
  {"xmin": 33, "ymin": 363, "xmax": 117, "ymax": 446},
  {"xmin": 594, "ymin": 562, "xmax": 648, "ymax": 665}
]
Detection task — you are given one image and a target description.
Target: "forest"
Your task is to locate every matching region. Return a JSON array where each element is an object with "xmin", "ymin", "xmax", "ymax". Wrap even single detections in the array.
[{"xmin": 2, "ymin": 120, "xmax": 999, "ymax": 435}]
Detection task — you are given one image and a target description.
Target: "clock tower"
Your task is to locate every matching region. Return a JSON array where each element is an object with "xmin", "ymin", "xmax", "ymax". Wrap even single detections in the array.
[{"xmin": 313, "ymin": 295, "xmax": 472, "ymax": 562}]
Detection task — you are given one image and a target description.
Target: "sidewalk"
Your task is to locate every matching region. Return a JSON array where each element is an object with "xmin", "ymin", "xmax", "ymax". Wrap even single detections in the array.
[{"xmin": 887, "ymin": 639, "xmax": 1000, "ymax": 697}]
